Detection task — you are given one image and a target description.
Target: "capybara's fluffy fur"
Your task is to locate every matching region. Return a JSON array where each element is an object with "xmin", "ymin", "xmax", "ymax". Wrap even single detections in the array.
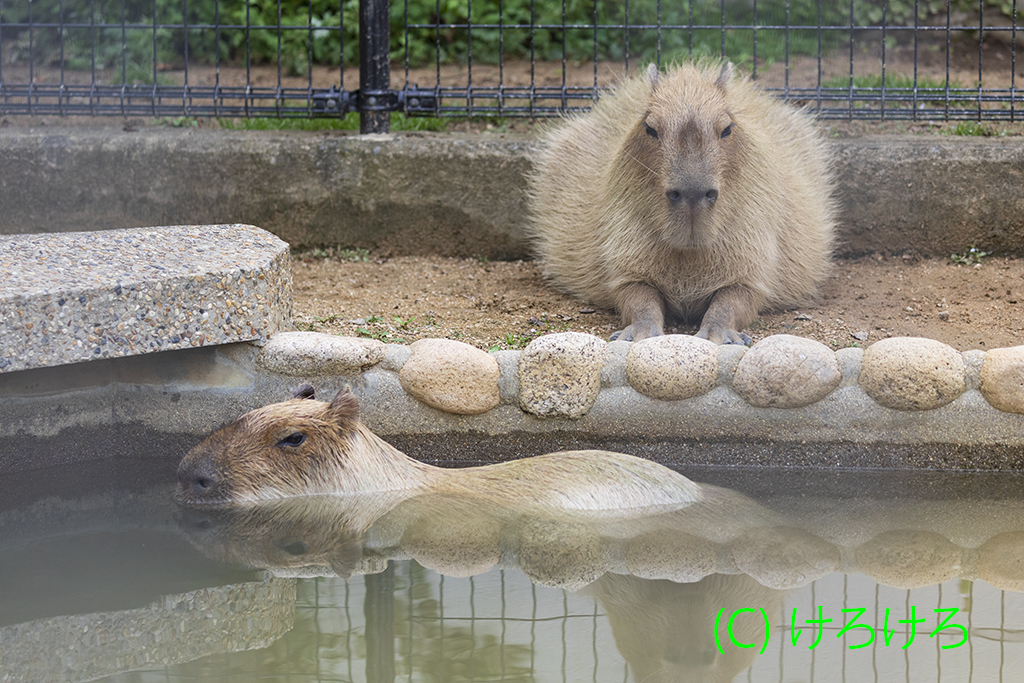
[
  {"xmin": 527, "ymin": 60, "xmax": 836, "ymax": 343},
  {"xmin": 177, "ymin": 385, "xmax": 702, "ymax": 515}
]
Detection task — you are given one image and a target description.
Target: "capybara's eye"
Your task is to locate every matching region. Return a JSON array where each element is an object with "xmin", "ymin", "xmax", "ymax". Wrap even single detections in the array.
[
  {"xmin": 721, "ymin": 124, "xmax": 733, "ymax": 138},
  {"xmin": 279, "ymin": 540, "xmax": 309, "ymax": 556},
  {"xmin": 645, "ymin": 123, "xmax": 659, "ymax": 139},
  {"xmin": 278, "ymin": 432, "xmax": 306, "ymax": 447}
]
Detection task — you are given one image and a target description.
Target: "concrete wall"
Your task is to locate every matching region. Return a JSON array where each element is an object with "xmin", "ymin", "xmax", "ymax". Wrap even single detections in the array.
[{"xmin": 1, "ymin": 128, "xmax": 1022, "ymax": 258}]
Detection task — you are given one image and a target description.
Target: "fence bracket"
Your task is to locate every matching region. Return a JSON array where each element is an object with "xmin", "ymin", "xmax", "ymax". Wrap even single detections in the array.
[{"xmin": 311, "ymin": 86, "xmax": 353, "ymax": 115}]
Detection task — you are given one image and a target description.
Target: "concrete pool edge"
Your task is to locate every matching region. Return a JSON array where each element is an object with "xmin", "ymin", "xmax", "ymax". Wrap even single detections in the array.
[
  {"xmin": 250, "ymin": 330, "xmax": 1024, "ymax": 457},
  {"xmin": 3, "ymin": 329, "xmax": 1023, "ymax": 472}
]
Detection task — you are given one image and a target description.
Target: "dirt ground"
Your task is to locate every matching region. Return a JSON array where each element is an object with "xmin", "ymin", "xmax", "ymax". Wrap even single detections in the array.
[{"xmin": 291, "ymin": 251, "xmax": 1024, "ymax": 353}]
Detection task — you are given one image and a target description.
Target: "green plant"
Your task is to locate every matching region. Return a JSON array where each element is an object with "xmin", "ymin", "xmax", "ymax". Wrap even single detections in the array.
[
  {"xmin": 7, "ymin": 0, "xmax": 1021, "ymax": 100},
  {"xmin": 156, "ymin": 116, "xmax": 199, "ymax": 127},
  {"xmin": 295, "ymin": 314, "xmax": 341, "ymax": 330},
  {"xmin": 218, "ymin": 112, "xmax": 446, "ymax": 132},
  {"xmin": 949, "ymin": 246, "xmax": 990, "ymax": 265},
  {"xmin": 393, "ymin": 315, "xmax": 416, "ymax": 330},
  {"xmin": 489, "ymin": 331, "xmax": 537, "ymax": 351},
  {"xmin": 945, "ymin": 121, "xmax": 993, "ymax": 137},
  {"xmin": 294, "ymin": 246, "xmax": 373, "ymax": 261},
  {"xmin": 822, "ymin": 73, "xmax": 971, "ymax": 108},
  {"xmin": 337, "ymin": 248, "xmax": 371, "ymax": 262}
]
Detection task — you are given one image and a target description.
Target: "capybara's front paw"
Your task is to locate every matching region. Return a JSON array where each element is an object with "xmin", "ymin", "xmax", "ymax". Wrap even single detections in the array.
[
  {"xmin": 695, "ymin": 326, "xmax": 752, "ymax": 346},
  {"xmin": 611, "ymin": 321, "xmax": 662, "ymax": 342}
]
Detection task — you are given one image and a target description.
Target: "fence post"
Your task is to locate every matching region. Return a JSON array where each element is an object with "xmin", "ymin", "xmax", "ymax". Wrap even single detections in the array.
[{"xmin": 359, "ymin": 0, "xmax": 391, "ymax": 134}]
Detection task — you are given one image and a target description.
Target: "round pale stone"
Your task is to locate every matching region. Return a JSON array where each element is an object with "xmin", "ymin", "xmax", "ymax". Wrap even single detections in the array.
[
  {"xmin": 855, "ymin": 530, "xmax": 962, "ymax": 589},
  {"xmin": 626, "ymin": 335, "xmax": 718, "ymax": 401},
  {"xmin": 729, "ymin": 526, "xmax": 840, "ymax": 589},
  {"xmin": 518, "ymin": 332, "xmax": 606, "ymax": 418},
  {"xmin": 398, "ymin": 338, "xmax": 500, "ymax": 415},
  {"xmin": 977, "ymin": 532, "xmax": 1024, "ymax": 591},
  {"xmin": 860, "ymin": 337, "xmax": 966, "ymax": 410},
  {"xmin": 732, "ymin": 335, "xmax": 841, "ymax": 408},
  {"xmin": 257, "ymin": 331, "xmax": 385, "ymax": 375},
  {"xmin": 980, "ymin": 346, "xmax": 1024, "ymax": 414}
]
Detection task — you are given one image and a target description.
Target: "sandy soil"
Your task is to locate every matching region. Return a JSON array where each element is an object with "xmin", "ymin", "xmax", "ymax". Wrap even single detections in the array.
[{"xmin": 291, "ymin": 251, "xmax": 1024, "ymax": 353}]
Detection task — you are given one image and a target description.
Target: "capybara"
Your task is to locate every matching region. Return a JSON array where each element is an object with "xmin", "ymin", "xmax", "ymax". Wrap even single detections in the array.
[
  {"xmin": 177, "ymin": 385, "xmax": 702, "ymax": 516},
  {"xmin": 527, "ymin": 60, "xmax": 836, "ymax": 344}
]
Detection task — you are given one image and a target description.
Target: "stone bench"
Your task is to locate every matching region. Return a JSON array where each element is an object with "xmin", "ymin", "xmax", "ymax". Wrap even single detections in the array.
[{"xmin": 0, "ymin": 224, "xmax": 291, "ymax": 373}]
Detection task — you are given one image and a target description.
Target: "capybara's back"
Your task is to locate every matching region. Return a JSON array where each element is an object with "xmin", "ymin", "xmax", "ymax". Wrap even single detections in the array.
[{"xmin": 527, "ymin": 61, "xmax": 836, "ymax": 344}]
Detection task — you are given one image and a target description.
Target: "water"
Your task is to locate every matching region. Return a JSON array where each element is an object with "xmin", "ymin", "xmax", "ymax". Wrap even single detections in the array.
[{"xmin": 3, "ymin": 447, "xmax": 1024, "ymax": 683}]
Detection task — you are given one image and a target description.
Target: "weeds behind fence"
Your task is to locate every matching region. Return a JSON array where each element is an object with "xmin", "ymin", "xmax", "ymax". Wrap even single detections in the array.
[{"xmin": 0, "ymin": 0, "xmax": 1020, "ymax": 128}]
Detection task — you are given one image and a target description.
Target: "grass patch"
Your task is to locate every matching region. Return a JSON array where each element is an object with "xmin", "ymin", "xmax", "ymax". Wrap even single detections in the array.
[
  {"xmin": 295, "ymin": 246, "xmax": 373, "ymax": 262},
  {"xmin": 943, "ymin": 121, "xmax": 999, "ymax": 137},
  {"xmin": 949, "ymin": 246, "xmax": 990, "ymax": 265},
  {"xmin": 489, "ymin": 332, "xmax": 539, "ymax": 352},
  {"xmin": 822, "ymin": 73, "xmax": 972, "ymax": 107},
  {"xmin": 219, "ymin": 112, "xmax": 447, "ymax": 132},
  {"xmin": 295, "ymin": 314, "xmax": 342, "ymax": 331}
]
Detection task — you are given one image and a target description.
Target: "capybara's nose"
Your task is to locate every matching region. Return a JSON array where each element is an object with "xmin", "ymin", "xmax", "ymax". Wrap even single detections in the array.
[
  {"xmin": 177, "ymin": 459, "xmax": 221, "ymax": 499},
  {"xmin": 667, "ymin": 186, "xmax": 718, "ymax": 206}
]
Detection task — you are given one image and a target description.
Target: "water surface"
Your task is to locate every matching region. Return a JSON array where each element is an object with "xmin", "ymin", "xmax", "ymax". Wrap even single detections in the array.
[{"xmin": 3, "ymin": 445, "xmax": 1024, "ymax": 683}]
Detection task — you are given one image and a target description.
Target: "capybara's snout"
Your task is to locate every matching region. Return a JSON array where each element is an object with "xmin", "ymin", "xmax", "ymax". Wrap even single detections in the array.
[
  {"xmin": 177, "ymin": 454, "xmax": 225, "ymax": 503},
  {"xmin": 665, "ymin": 183, "xmax": 719, "ymax": 208}
]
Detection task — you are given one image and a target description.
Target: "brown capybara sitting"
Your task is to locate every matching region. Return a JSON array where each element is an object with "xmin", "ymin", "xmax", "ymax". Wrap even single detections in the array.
[
  {"xmin": 177, "ymin": 385, "xmax": 702, "ymax": 516},
  {"xmin": 527, "ymin": 60, "xmax": 836, "ymax": 344}
]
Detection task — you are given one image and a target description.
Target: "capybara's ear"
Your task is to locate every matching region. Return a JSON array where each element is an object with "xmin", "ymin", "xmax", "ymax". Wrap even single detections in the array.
[
  {"xmin": 716, "ymin": 61, "xmax": 733, "ymax": 90},
  {"xmin": 328, "ymin": 385, "xmax": 361, "ymax": 422},
  {"xmin": 646, "ymin": 62, "xmax": 659, "ymax": 88},
  {"xmin": 293, "ymin": 384, "xmax": 316, "ymax": 400}
]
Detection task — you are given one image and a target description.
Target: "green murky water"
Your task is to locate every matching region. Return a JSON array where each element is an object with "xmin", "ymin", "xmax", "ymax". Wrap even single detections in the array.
[{"xmin": 3, "ymin": 452, "xmax": 1024, "ymax": 683}]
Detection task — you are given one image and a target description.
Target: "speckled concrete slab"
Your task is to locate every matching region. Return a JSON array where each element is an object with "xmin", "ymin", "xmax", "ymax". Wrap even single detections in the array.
[{"xmin": 0, "ymin": 224, "xmax": 292, "ymax": 373}]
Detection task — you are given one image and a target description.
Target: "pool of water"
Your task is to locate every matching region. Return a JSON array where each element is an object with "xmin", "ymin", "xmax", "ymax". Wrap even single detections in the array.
[{"xmin": 3, "ymin": 439, "xmax": 1024, "ymax": 683}]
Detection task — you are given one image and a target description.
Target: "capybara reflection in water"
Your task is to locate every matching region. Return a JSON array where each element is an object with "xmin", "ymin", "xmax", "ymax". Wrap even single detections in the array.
[
  {"xmin": 177, "ymin": 385, "xmax": 702, "ymax": 516},
  {"xmin": 528, "ymin": 60, "xmax": 836, "ymax": 344}
]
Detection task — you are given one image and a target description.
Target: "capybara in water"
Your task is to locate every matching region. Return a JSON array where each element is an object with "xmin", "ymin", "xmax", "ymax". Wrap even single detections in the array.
[
  {"xmin": 527, "ymin": 60, "xmax": 836, "ymax": 344},
  {"xmin": 177, "ymin": 385, "xmax": 702, "ymax": 515}
]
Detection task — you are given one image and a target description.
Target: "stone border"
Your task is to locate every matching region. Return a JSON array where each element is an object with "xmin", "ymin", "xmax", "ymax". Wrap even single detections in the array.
[{"xmin": 257, "ymin": 331, "xmax": 1024, "ymax": 448}]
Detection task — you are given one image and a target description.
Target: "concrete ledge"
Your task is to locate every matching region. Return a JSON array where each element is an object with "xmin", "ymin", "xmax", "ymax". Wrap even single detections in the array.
[
  {"xmin": 0, "ymin": 224, "xmax": 292, "ymax": 373},
  {"xmin": 1, "ymin": 129, "xmax": 1022, "ymax": 258},
  {"xmin": 4, "ymin": 329, "xmax": 1024, "ymax": 472}
]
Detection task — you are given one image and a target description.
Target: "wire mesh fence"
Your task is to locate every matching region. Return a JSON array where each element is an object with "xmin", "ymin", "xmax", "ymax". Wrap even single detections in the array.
[{"xmin": 0, "ymin": 0, "xmax": 1021, "ymax": 128}]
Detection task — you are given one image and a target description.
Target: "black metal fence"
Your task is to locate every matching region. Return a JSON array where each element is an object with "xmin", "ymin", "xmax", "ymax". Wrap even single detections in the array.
[{"xmin": 1, "ymin": 0, "xmax": 1021, "ymax": 132}]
